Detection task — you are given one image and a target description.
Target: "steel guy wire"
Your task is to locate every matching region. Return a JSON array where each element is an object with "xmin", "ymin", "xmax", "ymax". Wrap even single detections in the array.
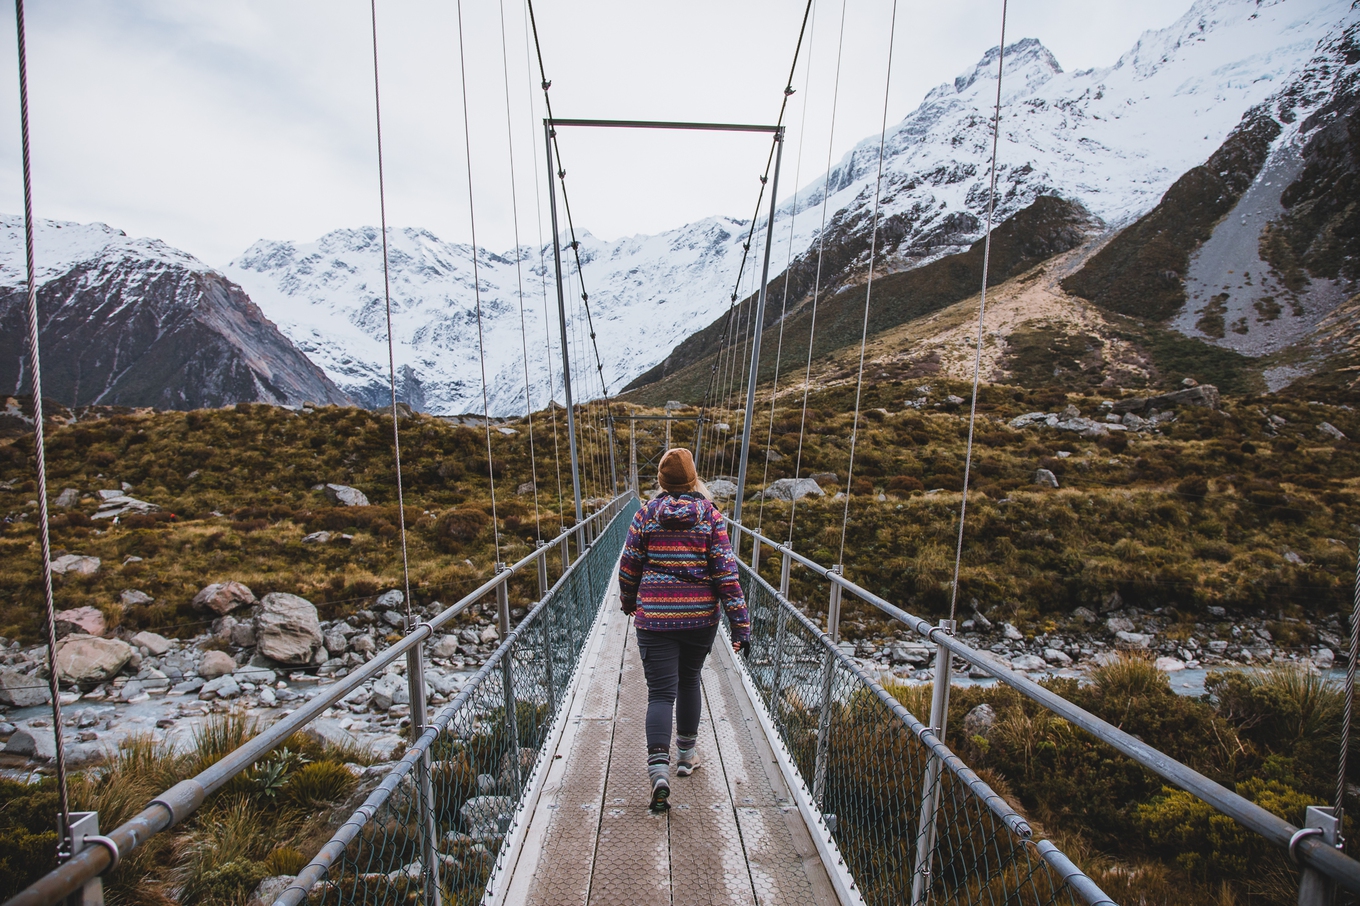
[
  {"xmin": 519, "ymin": 3, "xmax": 566, "ymax": 531},
  {"xmin": 837, "ymin": 0, "xmax": 899, "ymax": 568},
  {"xmin": 758, "ymin": 5, "xmax": 817, "ymax": 536},
  {"xmin": 455, "ymin": 0, "xmax": 502, "ymax": 563},
  {"xmin": 12, "ymin": 0, "xmax": 71, "ymax": 858},
  {"xmin": 367, "ymin": 0, "xmax": 416, "ymax": 631},
  {"xmin": 1339, "ymin": 534, "xmax": 1360, "ymax": 825},
  {"xmin": 697, "ymin": 0, "xmax": 814, "ymax": 420},
  {"xmin": 948, "ymin": 0, "xmax": 1009, "ymax": 626},
  {"xmin": 499, "ymin": 0, "xmax": 542, "ymax": 543},
  {"xmin": 788, "ymin": 0, "xmax": 848, "ymax": 547}
]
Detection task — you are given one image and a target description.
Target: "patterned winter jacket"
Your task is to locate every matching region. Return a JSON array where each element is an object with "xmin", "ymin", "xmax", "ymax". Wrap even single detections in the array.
[{"xmin": 617, "ymin": 493, "xmax": 750, "ymax": 641}]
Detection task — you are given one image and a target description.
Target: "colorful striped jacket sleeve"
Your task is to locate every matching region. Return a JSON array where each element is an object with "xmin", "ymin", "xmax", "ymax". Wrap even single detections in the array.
[
  {"xmin": 617, "ymin": 507, "xmax": 648, "ymax": 612},
  {"xmin": 705, "ymin": 504, "xmax": 750, "ymax": 642}
]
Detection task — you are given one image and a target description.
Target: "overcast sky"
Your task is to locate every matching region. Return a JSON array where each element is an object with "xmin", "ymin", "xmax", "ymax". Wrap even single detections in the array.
[{"xmin": 0, "ymin": 0, "xmax": 1193, "ymax": 267}]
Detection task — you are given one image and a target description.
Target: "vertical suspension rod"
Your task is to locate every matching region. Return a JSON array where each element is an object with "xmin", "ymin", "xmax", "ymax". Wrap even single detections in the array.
[{"xmin": 544, "ymin": 120, "xmax": 583, "ymax": 527}]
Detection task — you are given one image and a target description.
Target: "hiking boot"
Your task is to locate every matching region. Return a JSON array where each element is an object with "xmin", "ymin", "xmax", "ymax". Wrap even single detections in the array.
[
  {"xmin": 650, "ymin": 773, "xmax": 670, "ymax": 810},
  {"xmin": 676, "ymin": 746, "xmax": 700, "ymax": 777}
]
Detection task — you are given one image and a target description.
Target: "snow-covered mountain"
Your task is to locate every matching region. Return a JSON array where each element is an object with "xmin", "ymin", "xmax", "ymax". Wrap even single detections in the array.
[{"xmin": 0, "ymin": 216, "xmax": 350, "ymax": 410}]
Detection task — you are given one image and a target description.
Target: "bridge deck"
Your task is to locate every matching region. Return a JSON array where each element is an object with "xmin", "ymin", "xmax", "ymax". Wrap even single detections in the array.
[{"xmin": 498, "ymin": 579, "xmax": 841, "ymax": 905}]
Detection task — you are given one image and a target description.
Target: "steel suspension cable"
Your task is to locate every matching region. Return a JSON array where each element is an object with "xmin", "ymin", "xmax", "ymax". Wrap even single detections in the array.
[
  {"xmin": 787, "ymin": 0, "xmax": 848, "ymax": 547},
  {"xmin": 455, "ymin": 0, "xmax": 502, "ymax": 562},
  {"xmin": 13, "ymin": 0, "xmax": 72, "ymax": 859},
  {"xmin": 837, "ymin": 0, "xmax": 899, "ymax": 566},
  {"xmin": 498, "ymin": 0, "xmax": 542, "ymax": 542},
  {"xmin": 696, "ymin": 0, "xmax": 814, "ymax": 422},
  {"xmin": 520, "ymin": 1, "xmax": 565, "ymax": 530},
  {"xmin": 1339, "ymin": 537, "xmax": 1360, "ymax": 826},
  {"xmin": 367, "ymin": 0, "xmax": 417, "ymax": 628},
  {"xmin": 757, "ymin": 7, "xmax": 817, "ymax": 535},
  {"xmin": 947, "ymin": 0, "xmax": 1008, "ymax": 623}
]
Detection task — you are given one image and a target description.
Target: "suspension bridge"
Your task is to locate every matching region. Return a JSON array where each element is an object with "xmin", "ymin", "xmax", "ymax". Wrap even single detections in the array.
[{"xmin": 5, "ymin": 0, "xmax": 1360, "ymax": 904}]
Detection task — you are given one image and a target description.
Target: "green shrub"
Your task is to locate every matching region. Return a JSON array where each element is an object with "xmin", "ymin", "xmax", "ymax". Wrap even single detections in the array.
[{"xmin": 282, "ymin": 761, "xmax": 356, "ymax": 808}]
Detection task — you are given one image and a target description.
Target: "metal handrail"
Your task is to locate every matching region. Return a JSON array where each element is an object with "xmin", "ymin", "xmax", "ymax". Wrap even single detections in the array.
[
  {"xmin": 4, "ymin": 495, "xmax": 632, "ymax": 906},
  {"xmin": 727, "ymin": 519, "xmax": 1360, "ymax": 895}
]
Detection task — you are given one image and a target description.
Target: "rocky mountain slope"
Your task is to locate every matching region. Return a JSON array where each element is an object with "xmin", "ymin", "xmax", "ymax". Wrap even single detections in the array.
[
  {"xmin": 225, "ymin": 0, "xmax": 1355, "ymax": 415},
  {"xmin": 0, "ymin": 218, "xmax": 350, "ymax": 411}
]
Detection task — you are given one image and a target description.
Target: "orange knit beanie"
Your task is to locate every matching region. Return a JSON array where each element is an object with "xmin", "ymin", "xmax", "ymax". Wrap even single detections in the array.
[{"xmin": 657, "ymin": 448, "xmax": 698, "ymax": 493}]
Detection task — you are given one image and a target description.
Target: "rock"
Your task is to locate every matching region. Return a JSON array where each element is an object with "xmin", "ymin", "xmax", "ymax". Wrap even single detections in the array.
[
  {"xmin": 498, "ymin": 747, "xmax": 537, "ymax": 787},
  {"xmin": 1105, "ymin": 616, "xmax": 1134, "ymax": 634},
  {"xmin": 247, "ymin": 875, "xmax": 294, "ymax": 906},
  {"xmin": 1314, "ymin": 647, "xmax": 1336, "ymax": 669},
  {"xmin": 324, "ymin": 631, "xmax": 349, "ymax": 654},
  {"xmin": 1033, "ymin": 469, "xmax": 1059, "ymax": 489},
  {"xmin": 302, "ymin": 531, "xmax": 332, "ymax": 544},
  {"xmin": 231, "ymin": 622, "xmax": 257, "ymax": 649},
  {"xmin": 200, "ymin": 675, "xmax": 241, "ymax": 700},
  {"xmin": 1112, "ymin": 385, "xmax": 1219, "ymax": 416},
  {"xmin": 706, "ymin": 479, "xmax": 737, "ymax": 500},
  {"xmin": 258, "ymin": 686, "xmax": 277, "ymax": 707},
  {"xmin": 54, "ymin": 607, "xmax": 106, "ymax": 638},
  {"xmin": 760, "ymin": 478, "xmax": 825, "ymax": 502},
  {"xmin": 461, "ymin": 795, "xmax": 513, "ymax": 839},
  {"xmin": 809, "ymin": 472, "xmax": 839, "ymax": 486},
  {"xmin": 370, "ymin": 736, "xmax": 405, "ymax": 761},
  {"xmin": 382, "ymin": 611, "xmax": 406, "ymax": 628},
  {"xmin": 0, "ymin": 668, "xmax": 49, "ymax": 706},
  {"xmin": 119, "ymin": 680, "xmax": 146, "ymax": 702},
  {"xmin": 1115, "ymin": 631, "xmax": 1152, "ymax": 649},
  {"xmin": 1207, "ymin": 640, "xmax": 1229, "ymax": 653},
  {"xmin": 1206, "ymin": 605, "xmax": 1226, "ymax": 618},
  {"xmin": 1011, "ymin": 654, "xmax": 1048, "ymax": 671},
  {"xmin": 1318, "ymin": 422, "xmax": 1347, "ymax": 441},
  {"xmin": 516, "ymin": 482, "xmax": 536, "ymax": 496},
  {"xmin": 192, "ymin": 581, "xmax": 257, "ymax": 616},
  {"xmin": 233, "ymin": 665, "xmax": 276, "ymax": 686},
  {"xmin": 375, "ymin": 590, "xmax": 404, "ymax": 611},
  {"xmin": 1154, "ymin": 657, "xmax": 1186, "ymax": 673},
  {"xmin": 1100, "ymin": 591, "xmax": 1123, "ymax": 613},
  {"xmin": 171, "ymin": 678, "xmax": 205, "ymax": 695},
  {"xmin": 130, "ymin": 631, "xmax": 172, "ymax": 656},
  {"xmin": 54, "ymin": 488, "xmax": 81, "ymax": 508},
  {"xmin": 256, "ymin": 593, "xmax": 324, "ymax": 665},
  {"xmin": 1043, "ymin": 648, "xmax": 1073, "ymax": 666},
  {"xmin": 962, "ymin": 703, "xmax": 996, "ymax": 740},
  {"xmin": 324, "ymin": 484, "xmax": 370, "ymax": 507},
  {"xmin": 4, "ymin": 726, "xmax": 56, "ymax": 761},
  {"xmin": 1072, "ymin": 607, "xmax": 1097, "ymax": 624},
  {"xmin": 76, "ymin": 709, "xmax": 99, "ymax": 728},
  {"xmin": 51, "ymin": 555, "xmax": 101, "ymax": 576},
  {"xmin": 120, "ymin": 589, "xmax": 153, "ymax": 607},
  {"xmin": 199, "ymin": 650, "xmax": 237, "ymax": 679},
  {"xmin": 480, "ymin": 625, "xmax": 500, "ymax": 644},
  {"xmin": 92, "ymin": 495, "xmax": 159, "ymax": 520},
  {"xmin": 371, "ymin": 673, "xmax": 410, "ymax": 711},
  {"xmin": 432, "ymin": 635, "xmax": 461, "ymax": 659},
  {"xmin": 54, "ymin": 635, "xmax": 132, "ymax": 685},
  {"xmin": 351, "ymin": 634, "xmax": 376, "ymax": 655},
  {"xmin": 1002, "ymin": 623, "xmax": 1023, "ymax": 641}
]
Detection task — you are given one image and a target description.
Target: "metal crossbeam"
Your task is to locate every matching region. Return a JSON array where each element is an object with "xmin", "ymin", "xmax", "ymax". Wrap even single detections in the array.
[{"xmin": 549, "ymin": 118, "xmax": 781, "ymax": 133}]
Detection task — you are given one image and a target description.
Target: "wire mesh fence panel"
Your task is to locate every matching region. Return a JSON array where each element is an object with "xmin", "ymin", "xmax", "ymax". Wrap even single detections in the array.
[
  {"xmin": 736, "ymin": 562, "xmax": 1101, "ymax": 906},
  {"xmin": 295, "ymin": 499, "xmax": 639, "ymax": 906}
]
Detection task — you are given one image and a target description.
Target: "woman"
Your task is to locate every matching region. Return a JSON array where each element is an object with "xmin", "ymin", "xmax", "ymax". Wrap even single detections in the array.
[{"xmin": 618, "ymin": 447, "xmax": 751, "ymax": 810}]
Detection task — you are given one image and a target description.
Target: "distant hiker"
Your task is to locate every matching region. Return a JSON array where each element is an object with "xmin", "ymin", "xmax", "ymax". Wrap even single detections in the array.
[{"xmin": 618, "ymin": 447, "xmax": 751, "ymax": 810}]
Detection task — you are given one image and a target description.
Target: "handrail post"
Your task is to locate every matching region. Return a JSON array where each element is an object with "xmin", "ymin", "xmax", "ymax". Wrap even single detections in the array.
[
  {"xmin": 812, "ymin": 565, "xmax": 843, "ymax": 809},
  {"xmin": 751, "ymin": 535, "xmax": 761, "ymax": 571},
  {"xmin": 536, "ymin": 540, "xmax": 549, "ymax": 600},
  {"xmin": 60, "ymin": 812, "xmax": 104, "ymax": 906},
  {"xmin": 911, "ymin": 619, "xmax": 956, "ymax": 906},
  {"xmin": 1298, "ymin": 806, "xmax": 1341, "ymax": 906},
  {"xmin": 405, "ymin": 614, "xmax": 441, "ymax": 906},
  {"xmin": 496, "ymin": 566, "xmax": 522, "ymax": 791},
  {"xmin": 779, "ymin": 545, "xmax": 792, "ymax": 597},
  {"xmin": 536, "ymin": 541, "xmax": 557, "ymax": 707}
]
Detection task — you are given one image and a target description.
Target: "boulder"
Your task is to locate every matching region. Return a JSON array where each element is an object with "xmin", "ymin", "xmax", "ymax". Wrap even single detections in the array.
[
  {"xmin": 1155, "ymin": 657, "xmax": 1186, "ymax": 673},
  {"xmin": 760, "ymin": 478, "xmax": 824, "ymax": 502},
  {"xmin": 1010, "ymin": 654, "xmax": 1048, "ymax": 671},
  {"xmin": 1313, "ymin": 647, "xmax": 1336, "ymax": 669},
  {"xmin": 962, "ymin": 703, "xmax": 996, "ymax": 740},
  {"xmin": 199, "ymin": 650, "xmax": 238, "ymax": 679},
  {"xmin": 1003, "ymin": 623, "xmax": 1023, "ymax": 641},
  {"xmin": 1319, "ymin": 421, "xmax": 1347, "ymax": 441},
  {"xmin": 1105, "ymin": 616, "xmax": 1135, "ymax": 634},
  {"xmin": 247, "ymin": 875, "xmax": 294, "ymax": 906},
  {"xmin": 54, "ymin": 607, "xmax": 106, "ymax": 638},
  {"xmin": 516, "ymin": 482, "xmax": 536, "ymax": 496},
  {"xmin": 1033, "ymin": 469, "xmax": 1059, "ymax": 489},
  {"xmin": 0, "ymin": 668, "xmax": 49, "ymax": 707},
  {"xmin": 461, "ymin": 795, "xmax": 513, "ymax": 840},
  {"xmin": 371, "ymin": 673, "xmax": 409, "ymax": 711},
  {"xmin": 323, "ymin": 631, "xmax": 349, "ymax": 654},
  {"xmin": 1115, "ymin": 631, "xmax": 1152, "ymax": 649},
  {"xmin": 192, "ymin": 581, "xmax": 257, "ymax": 616},
  {"xmin": 54, "ymin": 488, "xmax": 81, "ymax": 509},
  {"xmin": 324, "ymin": 484, "xmax": 370, "ymax": 507},
  {"xmin": 130, "ymin": 631, "xmax": 172, "ymax": 656},
  {"xmin": 54, "ymin": 635, "xmax": 132, "ymax": 685},
  {"xmin": 431, "ymin": 635, "xmax": 461, "ymax": 659},
  {"xmin": 375, "ymin": 590, "xmax": 404, "ymax": 611},
  {"xmin": 1043, "ymin": 648, "xmax": 1073, "ymax": 666},
  {"xmin": 301, "ymin": 531, "xmax": 332, "ymax": 544},
  {"xmin": 1071, "ymin": 607, "xmax": 1097, "ymax": 624},
  {"xmin": 255, "ymin": 594, "xmax": 324, "ymax": 665},
  {"xmin": 706, "ymin": 479, "xmax": 738, "ymax": 500},
  {"xmin": 1113, "ymin": 384, "xmax": 1219, "ymax": 416},
  {"xmin": 4, "ymin": 726, "xmax": 56, "ymax": 761},
  {"xmin": 230, "ymin": 622, "xmax": 257, "ymax": 649},
  {"xmin": 120, "ymin": 589, "xmax": 154, "ymax": 607},
  {"xmin": 809, "ymin": 472, "xmax": 839, "ymax": 486},
  {"xmin": 200, "ymin": 675, "xmax": 241, "ymax": 700},
  {"xmin": 233, "ymin": 665, "xmax": 276, "ymax": 686},
  {"xmin": 50, "ymin": 555, "xmax": 100, "ymax": 577},
  {"xmin": 480, "ymin": 625, "xmax": 500, "ymax": 644}
]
